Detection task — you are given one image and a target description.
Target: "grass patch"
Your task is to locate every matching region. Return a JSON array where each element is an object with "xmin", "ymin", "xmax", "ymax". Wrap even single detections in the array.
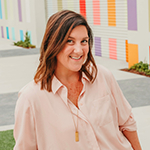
[{"xmin": 0, "ymin": 130, "xmax": 15, "ymax": 150}]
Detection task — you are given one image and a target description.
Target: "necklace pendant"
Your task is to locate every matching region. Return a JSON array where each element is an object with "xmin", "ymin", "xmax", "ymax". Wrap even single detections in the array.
[{"xmin": 75, "ymin": 131, "xmax": 79, "ymax": 142}]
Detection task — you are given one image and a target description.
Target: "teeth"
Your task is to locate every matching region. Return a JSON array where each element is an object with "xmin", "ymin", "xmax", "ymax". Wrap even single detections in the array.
[{"xmin": 71, "ymin": 56, "xmax": 81, "ymax": 60}]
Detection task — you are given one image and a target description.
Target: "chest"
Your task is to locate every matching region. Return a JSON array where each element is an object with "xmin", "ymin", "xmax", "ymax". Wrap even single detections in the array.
[{"xmin": 67, "ymin": 82, "xmax": 83, "ymax": 107}]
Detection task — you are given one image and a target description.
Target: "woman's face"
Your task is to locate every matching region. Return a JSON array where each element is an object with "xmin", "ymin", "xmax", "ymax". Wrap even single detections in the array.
[{"xmin": 56, "ymin": 25, "xmax": 89, "ymax": 75}]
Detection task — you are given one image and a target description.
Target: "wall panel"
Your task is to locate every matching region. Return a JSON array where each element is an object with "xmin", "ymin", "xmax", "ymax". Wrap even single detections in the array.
[
  {"xmin": 127, "ymin": 0, "xmax": 137, "ymax": 30},
  {"xmin": 95, "ymin": 37, "xmax": 101, "ymax": 56},
  {"xmin": 6, "ymin": 26, "xmax": 9, "ymax": 39},
  {"xmin": 20, "ymin": 30, "xmax": 24, "ymax": 41},
  {"xmin": 80, "ymin": 0, "xmax": 86, "ymax": 18},
  {"xmin": 107, "ymin": 0, "xmax": 116, "ymax": 26},
  {"xmin": 1, "ymin": 26, "xmax": 4, "ymax": 38},
  {"xmin": 93, "ymin": 0, "xmax": 100, "ymax": 25},
  {"xmin": 128, "ymin": 43, "xmax": 138, "ymax": 68},
  {"xmin": 57, "ymin": 0, "xmax": 62, "ymax": 11},
  {"xmin": 4, "ymin": 0, "xmax": 8, "ymax": 19},
  {"xmin": 109, "ymin": 38, "xmax": 117, "ymax": 59},
  {"xmin": 18, "ymin": 0, "xmax": 22, "ymax": 22},
  {"xmin": 0, "ymin": 0, "xmax": 2, "ymax": 19}
]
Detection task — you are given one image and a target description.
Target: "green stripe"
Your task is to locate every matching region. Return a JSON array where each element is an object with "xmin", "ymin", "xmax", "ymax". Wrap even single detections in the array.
[
  {"xmin": 4, "ymin": 0, "xmax": 7, "ymax": 19},
  {"xmin": 57, "ymin": 0, "xmax": 62, "ymax": 11}
]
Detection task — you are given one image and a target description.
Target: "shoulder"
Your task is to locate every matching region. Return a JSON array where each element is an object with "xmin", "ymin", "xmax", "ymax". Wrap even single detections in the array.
[
  {"xmin": 96, "ymin": 64, "xmax": 113, "ymax": 81},
  {"xmin": 18, "ymin": 80, "xmax": 40, "ymax": 98},
  {"xmin": 16, "ymin": 80, "xmax": 45, "ymax": 106}
]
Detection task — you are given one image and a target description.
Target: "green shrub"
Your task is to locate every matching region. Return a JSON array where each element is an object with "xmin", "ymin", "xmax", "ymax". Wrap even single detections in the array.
[
  {"xmin": 14, "ymin": 31, "xmax": 36, "ymax": 48},
  {"xmin": 129, "ymin": 61, "xmax": 150, "ymax": 76}
]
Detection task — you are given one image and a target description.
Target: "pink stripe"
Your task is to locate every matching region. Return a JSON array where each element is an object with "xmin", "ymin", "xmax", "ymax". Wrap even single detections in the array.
[
  {"xmin": 109, "ymin": 38, "xmax": 117, "ymax": 60},
  {"xmin": 18, "ymin": 0, "xmax": 22, "ymax": 22},
  {"xmin": 93, "ymin": 0, "xmax": 100, "ymax": 25}
]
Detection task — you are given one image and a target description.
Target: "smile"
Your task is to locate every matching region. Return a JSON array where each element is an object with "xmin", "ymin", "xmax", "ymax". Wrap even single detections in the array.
[{"xmin": 70, "ymin": 56, "xmax": 82, "ymax": 60}]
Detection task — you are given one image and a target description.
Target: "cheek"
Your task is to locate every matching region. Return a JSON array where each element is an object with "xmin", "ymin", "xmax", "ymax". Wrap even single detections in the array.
[{"xmin": 84, "ymin": 46, "xmax": 89, "ymax": 55}]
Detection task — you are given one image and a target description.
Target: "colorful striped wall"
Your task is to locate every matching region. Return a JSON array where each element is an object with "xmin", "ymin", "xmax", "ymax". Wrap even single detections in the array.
[
  {"xmin": 0, "ymin": 0, "xmax": 33, "ymax": 42},
  {"xmin": 1, "ymin": 0, "xmax": 150, "ymax": 66}
]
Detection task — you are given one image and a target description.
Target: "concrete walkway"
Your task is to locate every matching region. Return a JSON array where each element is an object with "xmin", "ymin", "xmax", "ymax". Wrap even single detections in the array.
[{"xmin": 0, "ymin": 43, "xmax": 150, "ymax": 149}]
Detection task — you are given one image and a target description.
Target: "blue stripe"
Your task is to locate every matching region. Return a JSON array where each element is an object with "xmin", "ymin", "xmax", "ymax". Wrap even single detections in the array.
[
  {"xmin": 12, "ymin": 27, "xmax": 15, "ymax": 40},
  {"xmin": 20, "ymin": 30, "xmax": 24, "ymax": 41},
  {"xmin": 0, "ymin": 0, "xmax": 2, "ymax": 19},
  {"xmin": 6, "ymin": 27, "xmax": 9, "ymax": 39},
  {"xmin": 27, "ymin": 31, "xmax": 32, "ymax": 44}
]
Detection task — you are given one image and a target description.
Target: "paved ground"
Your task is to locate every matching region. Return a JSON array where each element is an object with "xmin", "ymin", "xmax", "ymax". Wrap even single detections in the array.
[{"xmin": 0, "ymin": 43, "xmax": 150, "ymax": 149}]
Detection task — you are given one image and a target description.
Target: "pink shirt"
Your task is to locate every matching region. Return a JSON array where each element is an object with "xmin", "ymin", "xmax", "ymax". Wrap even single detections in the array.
[{"xmin": 14, "ymin": 65, "xmax": 137, "ymax": 150}]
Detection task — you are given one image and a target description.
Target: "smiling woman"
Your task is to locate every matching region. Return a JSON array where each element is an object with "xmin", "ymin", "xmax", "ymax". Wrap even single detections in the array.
[
  {"xmin": 55, "ymin": 25, "xmax": 89, "ymax": 77},
  {"xmin": 13, "ymin": 10, "xmax": 142, "ymax": 150}
]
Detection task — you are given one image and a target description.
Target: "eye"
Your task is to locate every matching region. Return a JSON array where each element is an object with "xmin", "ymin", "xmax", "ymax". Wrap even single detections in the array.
[
  {"xmin": 67, "ymin": 39, "xmax": 73, "ymax": 44},
  {"xmin": 81, "ymin": 40, "xmax": 88, "ymax": 44}
]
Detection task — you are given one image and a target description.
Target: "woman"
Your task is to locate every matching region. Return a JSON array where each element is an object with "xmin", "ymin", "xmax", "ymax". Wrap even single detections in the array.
[{"xmin": 13, "ymin": 10, "xmax": 142, "ymax": 150}]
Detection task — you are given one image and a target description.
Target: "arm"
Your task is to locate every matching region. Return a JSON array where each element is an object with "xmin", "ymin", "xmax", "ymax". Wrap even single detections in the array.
[
  {"xmin": 108, "ymin": 71, "xmax": 142, "ymax": 149},
  {"xmin": 13, "ymin": 93, "xmax": 37, "ymax": 150},
  {"xmin": 123, "ymin": 130, "xmax": 142, "ymax": 150}
]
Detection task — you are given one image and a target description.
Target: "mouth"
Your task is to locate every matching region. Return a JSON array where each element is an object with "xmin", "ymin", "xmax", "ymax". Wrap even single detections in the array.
[{"xmin": 69, "ymin": 56, "xmax": 82, "ymax": 60}]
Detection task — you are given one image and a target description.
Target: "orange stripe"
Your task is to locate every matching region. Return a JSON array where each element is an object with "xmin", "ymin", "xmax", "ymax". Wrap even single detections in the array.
[
  {"xmin": 107, "ymin": 0, "xmax": 116, "ymax": 26},
  {"xmin": 128, "ymin": 43, "xmax": 138, "ymax": 68},
  {"xmin": 126, "ymin": 40, "xmax": 128, "ymax": 62}
]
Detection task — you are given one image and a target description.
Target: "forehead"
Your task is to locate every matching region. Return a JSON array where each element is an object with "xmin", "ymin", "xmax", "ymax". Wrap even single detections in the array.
[{"xmin": 69, "ymin": 25, "xmax": 88, "ymax": 37}]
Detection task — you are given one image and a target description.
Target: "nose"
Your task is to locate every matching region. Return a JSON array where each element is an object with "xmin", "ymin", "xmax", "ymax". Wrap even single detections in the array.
[{"xmin": 73, "ymin": 43, "xmax": 83, "ymax": 54}]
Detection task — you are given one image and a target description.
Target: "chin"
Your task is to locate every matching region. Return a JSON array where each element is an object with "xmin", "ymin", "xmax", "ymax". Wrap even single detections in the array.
[{"xmin": 71, "ymin": 66, "xmax": 82, "ymax": 72}]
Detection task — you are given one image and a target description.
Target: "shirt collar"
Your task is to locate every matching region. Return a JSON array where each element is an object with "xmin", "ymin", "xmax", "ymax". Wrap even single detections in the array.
[
  {"xmin": 51, "ymin": 72, "xmax": 90, "ymax": 94},
  {"xmin": 51, "ymin": 76, "xmax": 64, "ymax": 94}
]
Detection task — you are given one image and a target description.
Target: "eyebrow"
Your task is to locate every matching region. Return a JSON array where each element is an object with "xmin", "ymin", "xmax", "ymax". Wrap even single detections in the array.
[{"xmin": 68, "ymin": 36, "xmax": 89, "ymax": 39}]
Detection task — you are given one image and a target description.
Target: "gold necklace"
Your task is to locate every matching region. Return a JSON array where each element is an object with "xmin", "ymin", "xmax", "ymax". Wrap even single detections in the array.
[{"xmin": 68, "ymin": 103, "xmax": 79, "ymax": 142}]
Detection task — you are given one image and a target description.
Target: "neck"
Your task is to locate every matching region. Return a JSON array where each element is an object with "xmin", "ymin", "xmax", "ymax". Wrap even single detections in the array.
[{"xmin": 54, "ymin": 70, "xmax": 81, "ymax": 86}]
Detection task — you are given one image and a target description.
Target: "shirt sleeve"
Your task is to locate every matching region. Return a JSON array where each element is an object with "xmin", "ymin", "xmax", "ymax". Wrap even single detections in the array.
[
  {"xmin": 13, "ymin": 92, "xmax": 37, "ymax": 150},
  {"xmin": 109, "ymin": 71, "xmax": 137, "ymax": 132}
]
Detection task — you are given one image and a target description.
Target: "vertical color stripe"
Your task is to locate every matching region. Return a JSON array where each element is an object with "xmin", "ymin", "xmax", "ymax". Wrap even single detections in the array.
[
  {"xmin": 148, "ymin": 0, "xmax": 150, "ymax": 32},
  {"xmin": 4, "ymin": 0, "xmax": 8, "ymax": 19},
  {"xmin": 80, "ymin": 0, "xmax": 86, "ymax": 18},
  {"xmin": 128, "ymin": 44, "xmax": 138, "ymax": 68},
  {"xmin": 12, "ymin": 27, "xmax": 15, "ymax": 40},
  {"xmin": 20, "ymin": 30, "xmax": 24, "ymax": 41},
  {"xmin": 57, "ymin": 0, "xmax": 62, "ymax": 11},
  {"xmin": 28, "ymin": 31, "xmax": 32, "ymax": 44},
  {"xmin": 95, "ymin": 37, "xmax": 101, "ymax": 56},
  {"xmin": 0, "ymin": 0, "xmax": 2, "ymax": 19},
  {"xmin": 18, "ymin": 0, "xmax": 22, "ymax": 22},
  {"xmin": 25, "ymin": 0, "xmax": 30, "ymax": 22},
  {"xmin": 126, "ymin": 40, "xmax": 128, "ymax": 62},
  {"xmin": 109, "ymin": 38, "xmax": 117, "ymax": 59},
  {"xmin": 67, "ymin": 0, "xmax": 74, "ymax": 10},
  {"xmin": 149, "ymin": 47, "xmax": 150, "ymax": 69},
  {"xmin": 10, "ymin": 0, "xmax": 14, "ymax": 20},
  {"xmin": 127, "ymin": 0, "xmax": 137, "ymax": 30},
  {"xmin": 1, "ymin": 26, "xmax": 4, "ymax": 38},
  {"xmin": 107, "ymin": 0, "xmax": 116, "ymax": 26},
  {"xmin": 6, "ymin": 27, "xmax": 9, "ymax": 39},
  {"xmin": 93, "ymin": 0, "xmax": 100, "ymax": 25}
]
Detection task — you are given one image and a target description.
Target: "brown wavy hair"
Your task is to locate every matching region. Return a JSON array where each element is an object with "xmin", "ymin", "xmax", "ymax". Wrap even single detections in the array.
[{"xmin": 34, "ymin": 10, "xmax": 97, "ymax": 92}]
